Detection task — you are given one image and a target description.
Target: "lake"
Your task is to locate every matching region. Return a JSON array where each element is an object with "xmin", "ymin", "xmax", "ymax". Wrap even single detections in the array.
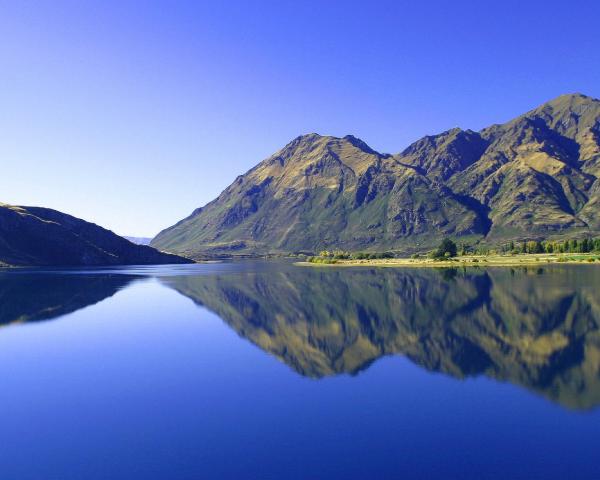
[{"xmin": 0, "ymin": 261, "xmax": 599, "ymax": 479}]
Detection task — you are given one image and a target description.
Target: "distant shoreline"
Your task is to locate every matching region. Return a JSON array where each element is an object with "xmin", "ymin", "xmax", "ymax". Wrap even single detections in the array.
[{"xmin": 296, "ymin": 253, "xmax": 600, "ymax": 268}]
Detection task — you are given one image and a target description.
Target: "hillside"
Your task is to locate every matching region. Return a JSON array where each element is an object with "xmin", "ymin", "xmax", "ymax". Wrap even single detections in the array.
[
  {"xmin": 0, "ymin": 203, "xmax": 192, "ymax": 266},
  {"xmin": 152, "ymin": 94, "xmax": 600, "ymax": 258}
]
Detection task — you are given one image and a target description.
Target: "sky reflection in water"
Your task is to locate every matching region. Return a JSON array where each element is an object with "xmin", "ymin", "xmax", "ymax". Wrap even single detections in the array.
[{"xmin": 0, "ymin": 262, "xmax": 599, "ymax": 479}]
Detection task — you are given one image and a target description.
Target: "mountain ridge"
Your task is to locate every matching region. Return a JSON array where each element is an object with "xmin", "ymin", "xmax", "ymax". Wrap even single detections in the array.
[{"xmin": 152, "ymin": 93, "xmax": 600, "ymax": 258}]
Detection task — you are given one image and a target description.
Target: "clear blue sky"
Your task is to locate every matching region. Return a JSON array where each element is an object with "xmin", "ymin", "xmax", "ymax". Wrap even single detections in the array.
[{"xmin": 1, "ymin": 1, "xmax": 599, "ymax": 236}]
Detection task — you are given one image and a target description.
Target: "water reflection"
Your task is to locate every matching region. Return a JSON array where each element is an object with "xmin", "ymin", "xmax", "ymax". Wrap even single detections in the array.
[
  {"xmin": 162, "ymin": 265, "xmax": 600, "ymax": 410},
  {"xmin": 0, "ymin": 271, "xmax": 140, "ymax": 327},
  {"xmin": 1, "ymin": 264, "xmax": 599, "ymax": 410}
]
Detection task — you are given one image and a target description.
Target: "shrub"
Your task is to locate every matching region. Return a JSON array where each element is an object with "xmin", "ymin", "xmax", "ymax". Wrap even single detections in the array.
[
  {"xmin": 308, "ymin": 256, "xmax": 338, "ymax": 264},
  {"xmin": 434, "ymin": 238, "xmax": 458, "ymax": 259}
]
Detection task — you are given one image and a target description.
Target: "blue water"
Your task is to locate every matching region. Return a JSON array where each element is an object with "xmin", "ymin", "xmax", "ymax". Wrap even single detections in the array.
[{"xmin": 0, "ymin": 262, "xmax": 599, "ymax": 479}]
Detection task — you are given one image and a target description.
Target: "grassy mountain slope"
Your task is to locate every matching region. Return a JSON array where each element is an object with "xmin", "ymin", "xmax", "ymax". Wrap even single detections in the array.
[
  {"xmin": 153, "ymin": 94, "xmax": 600, "ymax": 257},
  {"xmin": 0, "ymin": 203, "xmax": 192, "ymax": 266}
]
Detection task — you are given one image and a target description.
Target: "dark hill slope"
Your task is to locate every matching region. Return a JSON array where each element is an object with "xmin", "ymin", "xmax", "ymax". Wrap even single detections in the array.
[{"xmin": 0, "ymin": 204, "xmax": 192, "ymax": 266}]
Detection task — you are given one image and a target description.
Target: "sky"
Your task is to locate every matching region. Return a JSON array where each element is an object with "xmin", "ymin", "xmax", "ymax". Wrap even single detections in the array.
[{"xmin": 1, "ymin": 1, "xmax": 599, "ymax": 237}]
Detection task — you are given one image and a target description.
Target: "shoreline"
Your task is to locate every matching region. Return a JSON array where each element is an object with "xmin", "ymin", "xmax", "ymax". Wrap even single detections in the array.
[{"xmin": 296, "ymin": 253, "xmax": 600, "ymax": 268}]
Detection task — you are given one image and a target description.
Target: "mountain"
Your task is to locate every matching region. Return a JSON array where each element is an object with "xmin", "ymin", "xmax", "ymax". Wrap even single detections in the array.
[
  {"xmin": 152, "ymin": 94, "xmax": 600, "ymax": 258},
  {"xmin": 124, "ymin": 236, "xmax": 152, "ymax": 245},
  {"xmin": 0, "ymin": 203, "xmax": 193, "ymax": 266},
  {"xmin": 162, "ymin": 265, "xmax": 600, "ymax": 410}
]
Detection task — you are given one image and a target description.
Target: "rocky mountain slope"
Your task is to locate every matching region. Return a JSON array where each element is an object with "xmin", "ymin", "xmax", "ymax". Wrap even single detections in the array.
[
  {"xmin": 0, "ymin": 203, "xmax": 192, "ymax": 266},
  {"xmin": 152, "ymin": 94, "xmax": 600, "ymax": 258}
]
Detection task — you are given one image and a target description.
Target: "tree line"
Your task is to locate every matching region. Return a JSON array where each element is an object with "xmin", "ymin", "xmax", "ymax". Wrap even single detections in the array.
[
  {"xmin": 480, "ymin": 238, "xmax": 600, "ymax": 255},
  {"xmin": 308, "ymin": 237, "xmax": 600, "ymax": 263}
]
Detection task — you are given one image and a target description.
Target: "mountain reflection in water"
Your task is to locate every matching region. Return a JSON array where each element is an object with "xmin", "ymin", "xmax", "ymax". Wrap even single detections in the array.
[
  {"xmin": 1, "ymin": 264, "xmax": 599, "ymax": 410},
  {"xmin": 0, "ymin": 271, "xmax": 141, "ymax": 327},
  {"xmin": 161, "ymin": 265, "xmax": 600, "ymax": 410}
]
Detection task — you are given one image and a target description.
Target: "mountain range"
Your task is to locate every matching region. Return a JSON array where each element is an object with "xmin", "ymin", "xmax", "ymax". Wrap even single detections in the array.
[
  {"xmin": 0, "ymin": 203, "xmax": 191, "ymax": 266},
  {"xmin": 124, "ymin": 236, "xmax": 152, "ymax": 246},
  {"xmin": 152, "ymin": 93, "xmax": 600, "ymax": 258}
]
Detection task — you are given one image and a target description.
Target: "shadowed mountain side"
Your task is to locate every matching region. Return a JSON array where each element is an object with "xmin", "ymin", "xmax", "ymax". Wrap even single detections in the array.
[
  {"xmin": 0, "ymin": 203, "xmax": 193, "ymax": 266},
  {"xmin": 0, "ymin": 273, "xmax": 141, "ymax": 326},
  {"xmin": 162, "ymin": 266, "xmax": 600, "ymax": 410}
]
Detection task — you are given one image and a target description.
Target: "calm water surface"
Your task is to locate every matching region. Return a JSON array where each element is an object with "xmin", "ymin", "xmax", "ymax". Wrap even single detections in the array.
[{"xmin": 0, "ymin": 261, "xmax": 599, "ymax": 479}]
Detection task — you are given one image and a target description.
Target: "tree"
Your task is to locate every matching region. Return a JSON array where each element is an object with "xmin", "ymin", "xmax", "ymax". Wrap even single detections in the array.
[
  {"xmin": 581, "ymin": 238, "xmax": 592, "ymax": 253},
  {"xmin": 435, "ymin": 238, "xmax": 457, "ymax": 258},
  {"xmin": 569, "ymin": 239, "xmax": 578, "ymax": 253}
]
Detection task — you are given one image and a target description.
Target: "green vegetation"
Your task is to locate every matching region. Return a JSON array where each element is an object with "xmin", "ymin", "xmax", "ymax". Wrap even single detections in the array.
[
  {"xmin": 452, "ymin": 237, "xmax": 600, "ymax": 258},
  {"xmin": 308, "ymin": 250, "xmax": 394, "ymax": 264},
  {"xmin": 499, "ymin": 238, "xmax": 600, "ymax": 254},
  {"xmin": 432, "ymin": 238, "xmax": 457, "ymax": 259},
  {"xmin": 307, "ymin": 238, "xmax": 600, "ymax": 264},
  {"xmin": 301, "ymin": 236, "xmax": 600, "ymax": 268}
]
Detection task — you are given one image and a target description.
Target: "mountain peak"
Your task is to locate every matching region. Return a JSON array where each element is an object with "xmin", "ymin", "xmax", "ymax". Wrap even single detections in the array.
[
  {"xmin": 549, "ymin": 92, "xmax": 595, "ymax": 102},
  {"xmin": 342, "ymin": 134, "xmax": 379, "ymax": 155},
  {"xmin": 291, "ymin": 132, "xmax": 323, "ymax": 143},
  {"xmin": 508, "ymin": 92, "xmax": 600, "ymax": 140},
  {"xmin": 536, "ymin": 92, "xmax": 599, "ymax": 111},
  {"xmin": 276, "ymin": 133, "xmax": 381, "ymax": 160},
  {"xmin": 398, "ymin": 128, "xmax": 488, "ymax": 180}
]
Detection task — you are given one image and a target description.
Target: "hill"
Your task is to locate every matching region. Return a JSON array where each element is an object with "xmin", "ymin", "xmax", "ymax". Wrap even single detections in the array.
[{"xmin": 0, "ymin": 203, "xmax": 192, "ymax": 266}]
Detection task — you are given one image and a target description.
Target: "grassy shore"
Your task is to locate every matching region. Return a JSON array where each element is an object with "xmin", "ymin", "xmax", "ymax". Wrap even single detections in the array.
[{"xmin": 297, "ymin": 253, "xmax": 600, "ymax": 268}]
